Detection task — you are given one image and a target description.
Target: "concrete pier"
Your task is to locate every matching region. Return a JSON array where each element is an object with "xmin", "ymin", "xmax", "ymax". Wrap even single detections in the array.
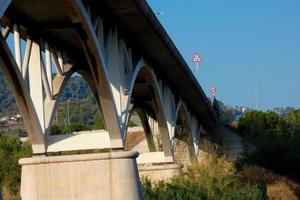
[
  {"xmin": 138, "ymin": 163, "xmax": 182, "ymax": 181},
  {"xmin": 19, "ymin": 152, "xmax": 142, "ymax": 200}
]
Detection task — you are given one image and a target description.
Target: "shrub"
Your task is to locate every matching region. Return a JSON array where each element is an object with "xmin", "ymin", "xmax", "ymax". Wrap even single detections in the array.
[
  {"xmin": 127, "ymin": 120, "xmax": 137, "ymax": 127},
  {"xmin": 0, "ymin": 133, "xmax": 32, "ymax": 199},
  {"xmin": 93, "ymin": 114, "xmax": 105, "ymax": 129},
  {"xmin": 50, "ymin": 125, "xmax": 63, "ymax": 135},
  {"xmin": 141, "ymin": 174, "xmax": 265, "ymax": 200},
  {"xmin": 63, "ymin": 123, "xmax": 91, "ymax": 133},
  {"xmin": 238, "ymin": 110, "xmax": 300, "ymax": 182},
  {"xmin": 141, "ymin": 155, "xmax": 266, "ymax": 200}
]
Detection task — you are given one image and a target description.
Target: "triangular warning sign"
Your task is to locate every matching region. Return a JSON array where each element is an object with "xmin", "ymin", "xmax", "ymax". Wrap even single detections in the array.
[{"xmin": 192, "ymin": 53, "xmax": 201, "ymax": 63}]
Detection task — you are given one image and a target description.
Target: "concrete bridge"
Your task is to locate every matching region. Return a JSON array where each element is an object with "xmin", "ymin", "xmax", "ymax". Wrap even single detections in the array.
[{"xmin": 0, "ymin": 0, "xmax": 219, "ymax": 199}]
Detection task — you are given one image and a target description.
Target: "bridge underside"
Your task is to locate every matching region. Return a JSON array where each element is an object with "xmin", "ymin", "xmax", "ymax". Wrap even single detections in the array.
[{"xmin": 0, "ymin": 0, "xmax": 218, "ymax": 199}]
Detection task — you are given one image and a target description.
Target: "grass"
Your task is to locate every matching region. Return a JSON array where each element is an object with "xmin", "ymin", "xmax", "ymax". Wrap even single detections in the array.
[{"xmin": 141, "ymin": 154, "xmax": 266, "ymax": 200}]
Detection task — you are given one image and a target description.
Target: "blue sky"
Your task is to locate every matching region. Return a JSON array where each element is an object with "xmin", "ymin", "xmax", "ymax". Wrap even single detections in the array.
[{"xmin": 148, "ymin": 0, "xmax": 300, "ymax": 110}]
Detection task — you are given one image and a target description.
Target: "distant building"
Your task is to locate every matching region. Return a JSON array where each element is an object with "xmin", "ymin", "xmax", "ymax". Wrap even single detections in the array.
[
  {"xmin": 0, "ymin": 116, "xmax": 8, "ymax": 122},
  {"xmin": 8, "ymin": 117, "xmax": 17, "ymax": 125}
]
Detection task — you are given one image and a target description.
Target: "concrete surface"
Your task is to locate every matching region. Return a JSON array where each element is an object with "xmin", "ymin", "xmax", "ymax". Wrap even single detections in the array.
[
  {"xmin": 138, "ymin": 164, "xmax": 182, "ymax": 181},
  {"xmin": 19, "ymin": 152, "xmax": 142, "ymax": 200}
]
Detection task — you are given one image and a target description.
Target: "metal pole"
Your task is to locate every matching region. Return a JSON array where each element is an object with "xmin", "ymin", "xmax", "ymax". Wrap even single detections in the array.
[
  {"xmin": 67, "ymin": 100, "xmax": 70, "ymax": 132},
  {"xmin": 56, "ymin": 110, "xmax": 58, "ymax": 126},
  {"xmin": 254, "ymin": 78, "xmax": 258, "ymax": 110},
  {"xmin": 193, "ymin": 62, "xmax": 199, "ymax": 72}
]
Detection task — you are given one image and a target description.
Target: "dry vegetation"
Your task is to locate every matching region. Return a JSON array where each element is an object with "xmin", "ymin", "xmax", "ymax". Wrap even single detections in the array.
[
  {"xmin": 199, "ymin": 154, "xmax": 300, "ymax": 200},
  {"xmin": 268, "ymin": 180, "xmax": 299, "ymax": 200},
  {"xmin": 142, "ymin": 153, "xmax": 266, "ymax": 200},
  {"xmin": 239, "ymin": 165, "xmax": 300, "ymax": 200}
]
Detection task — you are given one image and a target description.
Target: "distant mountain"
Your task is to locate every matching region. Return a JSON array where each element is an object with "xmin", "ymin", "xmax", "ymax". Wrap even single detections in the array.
[
  {"xmin": 0, "ymin": 72, "xmax": 91, "ymax": 116},
  {"xmin": 57, "ymin": 75, "xmax": 90, "ymax": 101},
  {"xmin": 0, "ymin": 72, "xmax": 15, "ymax": 114}
]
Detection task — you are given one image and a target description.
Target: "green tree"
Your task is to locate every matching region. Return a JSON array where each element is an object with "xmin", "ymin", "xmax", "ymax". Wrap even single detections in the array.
[
  {"xmin": 63, "ymin": 123, "xmax": 91, "ymax": 133},
  {"xmin": 238, "ymin": 110, "xmax": 300, "ymax": 182},
  {"xmin": 50, "ymin": 125, "xmax": 63, "ymax": 135},
  {"xmin": 93, "ymin": 114, "xmax": 105, "ymax": 129},
  {"xmin": 0, "ymin": 133, "xmax": 32, "ymax": 198},
  {"xmin": 284, "ymin": 109, "xmax": 300, "ymax": 125}
]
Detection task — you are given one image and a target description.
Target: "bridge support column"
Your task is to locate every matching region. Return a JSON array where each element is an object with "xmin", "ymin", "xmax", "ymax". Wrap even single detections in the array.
[
  {"xmin": 19, "ymin": 151, "xmax": 142, "ymax": 200},
  {"xmin": 138, "ymin": 163, "xmax": 182, "ymax": 181}
]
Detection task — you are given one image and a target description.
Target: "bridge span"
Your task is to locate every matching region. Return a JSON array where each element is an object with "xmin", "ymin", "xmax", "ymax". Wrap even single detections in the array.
[{"xmin": 0, "ymin": 0, "xmax": 219, "ymax": 199}]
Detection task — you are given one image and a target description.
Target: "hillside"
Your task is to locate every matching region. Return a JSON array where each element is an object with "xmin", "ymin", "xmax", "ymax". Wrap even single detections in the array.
[
  {"xmin": 0, "ymin": 72, "xmax": 91, "ymax": 116},
  {"xmin": 0, "ymin": 72, "xmax": 15, "ymax": 115}
]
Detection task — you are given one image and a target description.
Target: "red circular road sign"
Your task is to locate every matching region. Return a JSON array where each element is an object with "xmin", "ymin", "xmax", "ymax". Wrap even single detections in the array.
[{"xmin": 210, "ymin": 86, "xmax": 216, "ymax": 94}]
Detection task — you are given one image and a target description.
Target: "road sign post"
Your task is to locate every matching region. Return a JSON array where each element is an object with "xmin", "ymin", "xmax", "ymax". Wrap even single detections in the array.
[
  {"xmin": 192, "ymin": 52, "xmax": 201, "ymax": 71},
  {"xmin": 210, "ymin": 86, "xmax": 216, "ymax": 96}
]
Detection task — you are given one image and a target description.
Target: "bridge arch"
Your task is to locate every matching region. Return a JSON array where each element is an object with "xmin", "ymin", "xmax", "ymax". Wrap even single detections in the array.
[
  {"xmin": 0, "ymin": 36, "xmax": 45, "ymax": 153},
  {"xmin": 43, "ymin": 67, "xmax": 105, "ymax": 135},
  {"xmin": 173, "ymin": 101, "xmax": 198, "ymax": 166},
  {"xmin": 66, "ymin": 0, "xmax": 124, "ymax": 148},
  {"xmin": 124, "ymin": 61, "xmax": 173, "ymax": 162},
  {"xmin": 125, "ymin": 107, "xmax": 156, "ymax": 152},
  {"xmin": 0, "ymin": 0, "xmax": 126, "ymax": 151}
]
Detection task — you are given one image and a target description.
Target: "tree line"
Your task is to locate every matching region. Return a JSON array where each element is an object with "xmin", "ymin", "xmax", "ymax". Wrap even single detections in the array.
[{"xmin": 237, "ymin": 109, "xmax": 300, "ymax": 182}]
